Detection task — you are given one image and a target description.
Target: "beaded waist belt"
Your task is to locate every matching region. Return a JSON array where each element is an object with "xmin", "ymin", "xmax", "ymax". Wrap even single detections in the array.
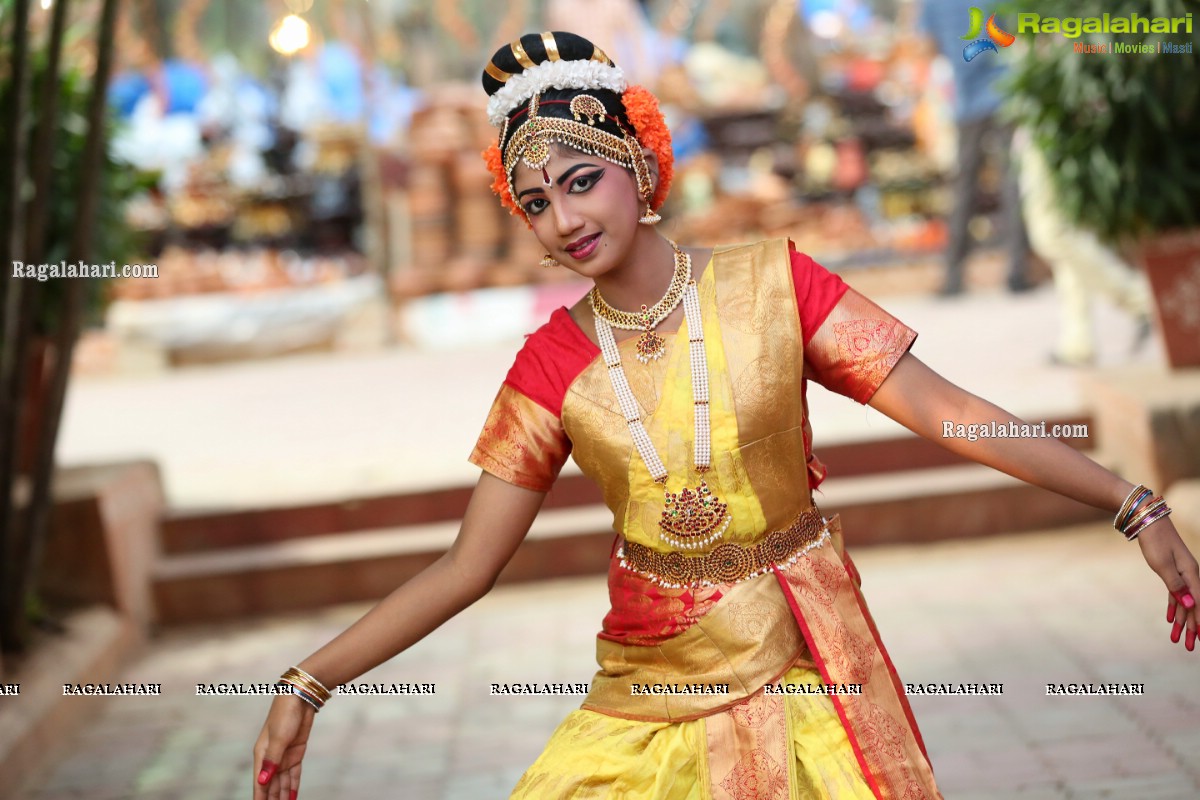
[{"xmin": 617, "ymin": 506, "xmax": 830, "ymax": 588}]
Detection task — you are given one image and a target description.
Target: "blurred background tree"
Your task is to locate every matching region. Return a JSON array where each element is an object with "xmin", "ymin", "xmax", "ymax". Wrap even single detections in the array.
[
  {"xmin": 0, "ymin": 0, "xmax": 145, "ymax": 658},
  {"xmin": 1003, "ymin": 0, "xmax": 1200, "ymax": 242}
]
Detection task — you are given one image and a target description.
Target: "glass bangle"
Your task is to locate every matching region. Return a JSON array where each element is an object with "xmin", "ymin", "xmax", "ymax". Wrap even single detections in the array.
[
  {"xmin": 1126, "ymin": 505, "xmax": 1172, "ymax": 541},
  {"xmin": 277, "ymin": 681, "xmax": 323, "ymax": 712},
  {"xmin": 1115, "ymin": 485, "xmax": 1152, "ymax": 531},
  {"xmin": 1122, "ymin": 497, "xmax": 1165, "ymax": 536}
]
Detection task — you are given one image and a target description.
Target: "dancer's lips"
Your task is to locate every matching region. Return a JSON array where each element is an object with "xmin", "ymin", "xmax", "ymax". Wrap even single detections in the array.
[{"xmin": 564, "ymin": 233, "xmax": 601, "ymax": 259}]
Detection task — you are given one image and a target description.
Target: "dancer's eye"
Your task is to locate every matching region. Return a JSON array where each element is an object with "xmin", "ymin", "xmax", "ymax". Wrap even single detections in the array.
[
  {"xmin": 523, "ymin": 169, "xmax": 605, "ymax": 215},
  {"xmin": 570, "ymin": 169, "xmax": 605, "ymax": 192}
]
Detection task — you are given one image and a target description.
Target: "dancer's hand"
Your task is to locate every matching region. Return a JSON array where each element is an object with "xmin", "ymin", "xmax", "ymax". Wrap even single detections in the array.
[
  {"xmin": 252, "ymin": 693, "xmax": 314, "ymax": 800},
  {"xmin": 1137, "ymin": 518, "xmax": 1200, "ymax": 652}
]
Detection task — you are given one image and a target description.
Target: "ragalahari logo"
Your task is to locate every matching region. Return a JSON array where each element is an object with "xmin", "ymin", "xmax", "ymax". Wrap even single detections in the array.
[{"xmin": 962, "ymin": 7, "xmax": 1016, "ymax": 61}]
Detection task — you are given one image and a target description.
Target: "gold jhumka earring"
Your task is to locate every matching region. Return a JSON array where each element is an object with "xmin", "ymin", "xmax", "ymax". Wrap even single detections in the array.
[
  {"xmin": 638, "ymin": 205, "xmax": 662, "ymax": 225},
  {"xmin": 540, "ymin": 253, "xmax": 560, "ymax": 268}
]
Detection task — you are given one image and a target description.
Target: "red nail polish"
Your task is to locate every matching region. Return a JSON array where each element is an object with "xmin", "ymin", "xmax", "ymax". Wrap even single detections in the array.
[
  {"xmin": 290, "ymin": 791, "xmax": 298, "ymax": 800},
  {"xmin": 1183, "ymin": 593, "xmax": 1195, "ymax": 609},
  {"xmin": 1171, "ymin": 621, "xmax": 1183, "ymax": 643},
  {"xmin": 1168, "ymin": 601, "xmax": 1176, "ymax": 623},
  {"xmin": 258, "ymin": 760, "xmax": 278, "ymax": 785}
]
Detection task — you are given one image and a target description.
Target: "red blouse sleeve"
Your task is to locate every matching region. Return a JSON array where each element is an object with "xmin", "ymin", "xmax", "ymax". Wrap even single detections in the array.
[
  {"xmin": 790, "ymin": 245, "xmax": 850, "ymax": 347},
  {"xmin": 467, "ymin": 312, "xmax": 584, "ymax": 493},
  {"xmin": 469, "ymin": 383, "xmax": 570, "ymax": 492},
  {"xmin": 791, "ymin": 246, "xmax": 918, "ymax": 404}
]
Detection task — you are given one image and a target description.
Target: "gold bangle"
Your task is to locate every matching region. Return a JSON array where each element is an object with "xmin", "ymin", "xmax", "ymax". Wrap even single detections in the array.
[
  {"xmin": 289, "ymin": 665, "xmax": 331, "ymax": 695},
  {"xmin": 280, "ymin": 667, "xmax": 331, "ymax": 703},
  {"xmin": 286, "ymin": 673, "xmax": 331, "ymax": 703}
]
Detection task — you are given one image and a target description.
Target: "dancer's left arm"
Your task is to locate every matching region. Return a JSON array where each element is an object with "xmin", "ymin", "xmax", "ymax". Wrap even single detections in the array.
[{"xmin": 867, "ymin": 352, "xmax": 1200, "ymax": 651}]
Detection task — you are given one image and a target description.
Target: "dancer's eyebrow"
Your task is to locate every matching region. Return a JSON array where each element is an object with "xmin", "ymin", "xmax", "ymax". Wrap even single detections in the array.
[
  {"xmin": 517, "ymin": 163, "xmax": 601, "ymax": 198},
  {"xmin": 554, "ymin": 163, "xmax": 601, "ymax": 186}
]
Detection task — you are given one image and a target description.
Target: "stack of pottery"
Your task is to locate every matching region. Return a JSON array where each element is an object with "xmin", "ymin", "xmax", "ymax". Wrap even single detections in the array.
[{"xmin": 407, "ymin": 104, "xmax": 468, "ymax": 291}]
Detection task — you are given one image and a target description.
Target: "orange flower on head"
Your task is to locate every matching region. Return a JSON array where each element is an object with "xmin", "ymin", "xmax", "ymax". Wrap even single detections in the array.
[
  {"xmin": 482, "ymin": 142, "xmax": 530, "ymax": 226},
  {"xmin": 622, "ymin": 84, "xmax": 674, "ymax": 211}
]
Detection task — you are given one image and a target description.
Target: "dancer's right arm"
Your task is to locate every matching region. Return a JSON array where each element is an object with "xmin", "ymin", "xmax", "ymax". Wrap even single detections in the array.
[
  {"xmin": 297, "ymin": 470, "xmax": 546, "ymax": 684},
  {"xmin": 252, "ymin": 470, "xmax": 546, "ymax": 799}
]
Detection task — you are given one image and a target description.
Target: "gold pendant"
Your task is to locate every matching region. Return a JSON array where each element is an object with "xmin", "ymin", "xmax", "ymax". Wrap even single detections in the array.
[
  {"xmin": 635, "ymin": 329, "xmax": 666, "ymax": 363},
  {"xmin": 659, "ymin": 479, "xmax": 732, "ymax": 550},
  {"xmin": 634, "ymin": 303, "xmax": 666, "ymax": 364}
]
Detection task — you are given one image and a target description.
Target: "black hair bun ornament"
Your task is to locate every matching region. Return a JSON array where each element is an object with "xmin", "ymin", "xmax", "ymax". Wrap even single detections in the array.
[{"xmin": 481, "ymin": 31, "xmax": 624, "ymax": 127}]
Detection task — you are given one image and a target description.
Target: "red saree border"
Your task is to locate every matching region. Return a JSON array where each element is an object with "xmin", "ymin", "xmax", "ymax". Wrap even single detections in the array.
[
  {"xmin": 772, "ymin": 533, "xmax": 943, "ymax": 800},
  {"xmin": 774, "ymin": 563, "xmax": 887, "ymax": 800},
  {"xmin": 843, "ymin": 551, "xmax": 932, "ymax": 764}
]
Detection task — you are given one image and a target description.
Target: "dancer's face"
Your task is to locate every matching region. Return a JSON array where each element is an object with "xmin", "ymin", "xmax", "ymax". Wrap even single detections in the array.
[{"xmin": 511, "ymin": 146, "xmax": 652, "ymax": 280}]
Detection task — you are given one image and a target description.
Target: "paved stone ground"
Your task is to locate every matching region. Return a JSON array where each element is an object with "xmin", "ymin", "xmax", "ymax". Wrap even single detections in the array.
[{"xmin": 15, "ymin": 523, "xmax": 1200, "ymax": 800}]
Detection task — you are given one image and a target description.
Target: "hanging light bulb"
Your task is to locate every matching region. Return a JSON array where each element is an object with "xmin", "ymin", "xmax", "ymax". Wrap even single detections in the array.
[{"xmin": 269, "ymin": 14, "xmax": 311, "ymax": 56}]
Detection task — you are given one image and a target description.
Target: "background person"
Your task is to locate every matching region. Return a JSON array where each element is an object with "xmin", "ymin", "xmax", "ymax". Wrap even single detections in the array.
[{"xmin": 915, "ymin": 0, "xmax": 1031, "ymax": 296}]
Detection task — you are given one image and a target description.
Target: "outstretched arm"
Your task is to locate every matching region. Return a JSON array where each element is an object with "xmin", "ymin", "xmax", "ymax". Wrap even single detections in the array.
[
  {"xmin": 867, "ymin": 353, "xmax": 1128, "ymax": 510},
  {"xmin": 252, "ymin": 471, "xmax": 547, "ymax": 799},
  {"xmin": 867, "ymin": 353, "xmax": 1200, "ymax": 649},
  {"xmin": 294, "ymin": 471, "xmax": 545, "ymax": 686}
]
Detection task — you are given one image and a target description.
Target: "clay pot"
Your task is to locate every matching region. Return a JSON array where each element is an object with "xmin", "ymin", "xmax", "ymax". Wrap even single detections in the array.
[{"xmin": 1134, "ymin": 229, "xmax": 1200, "ymax": 369}]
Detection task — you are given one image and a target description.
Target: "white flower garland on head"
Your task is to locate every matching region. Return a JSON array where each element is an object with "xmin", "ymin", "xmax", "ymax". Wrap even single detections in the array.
[{"xmin": 487, "ymin": 59, "xmax": 626, "ymax": 127}]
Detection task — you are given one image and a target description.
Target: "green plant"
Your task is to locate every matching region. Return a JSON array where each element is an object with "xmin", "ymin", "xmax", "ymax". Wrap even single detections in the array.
[
  {"xmin": 1002, "ymin": 0, "xmax": 1200, "ymax": 242},
  {"xmin": 10, "ymin": 56, "xmax": 152, "ymax": 334},
  {"xmin": 0, "ymin": 3, "xmax": 148, "ymax": 653}
]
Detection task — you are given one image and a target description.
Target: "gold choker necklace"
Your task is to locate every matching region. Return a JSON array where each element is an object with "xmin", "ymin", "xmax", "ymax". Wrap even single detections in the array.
[{"xmin": 587, "ymin": 242, "xmax": 690, "ymax": 364}]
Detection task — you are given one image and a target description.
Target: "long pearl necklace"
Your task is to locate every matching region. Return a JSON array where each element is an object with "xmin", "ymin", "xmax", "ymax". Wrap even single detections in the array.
[
  {"xmin": 594, "ymin": 246, "xmax": 732, "ymax": 550},
  {"xmin": 588, "ymin": 242, "xmax": 690, "ymax": 364}
]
